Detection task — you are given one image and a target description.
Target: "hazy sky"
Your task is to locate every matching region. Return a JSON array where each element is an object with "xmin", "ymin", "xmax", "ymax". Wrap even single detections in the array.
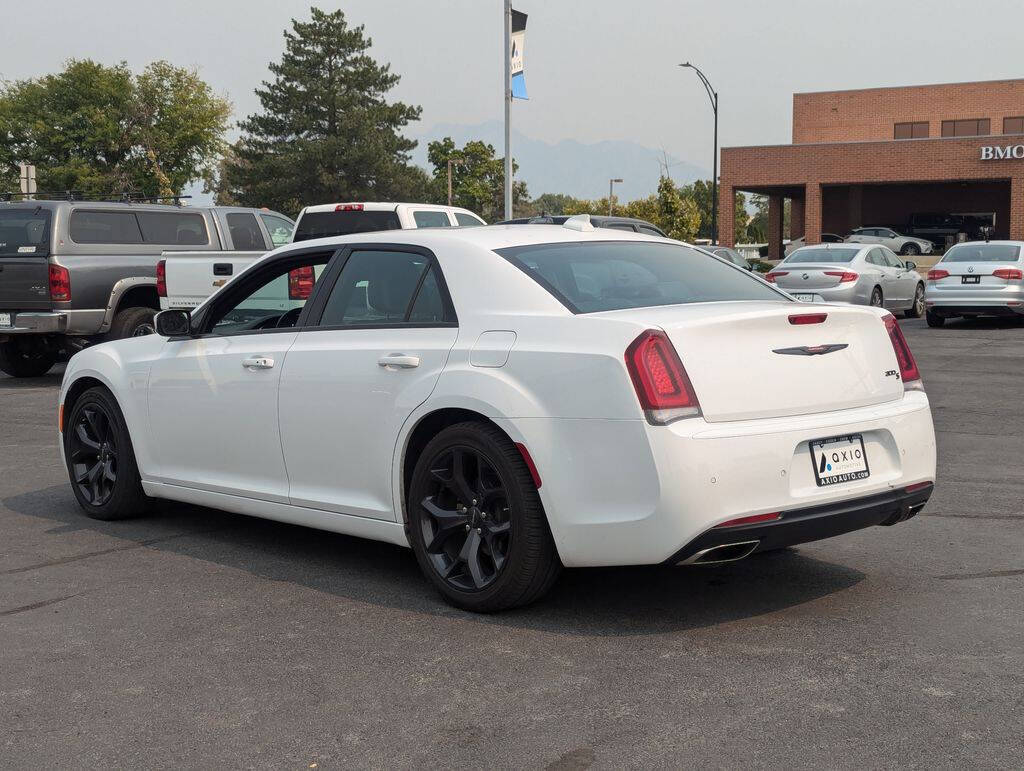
[{"xmin": 3, "ymin": 0, "xmax": 1023, "ymax": 170}]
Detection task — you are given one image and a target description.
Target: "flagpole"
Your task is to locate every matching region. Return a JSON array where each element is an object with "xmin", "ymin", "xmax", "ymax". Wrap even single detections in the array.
[{"xmin": 503, "ymin": 0, "xmax": 512, "ymax": 220}]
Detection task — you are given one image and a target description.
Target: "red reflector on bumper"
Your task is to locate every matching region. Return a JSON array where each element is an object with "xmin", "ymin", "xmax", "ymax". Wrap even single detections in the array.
[
  {"xmin": 714, "ymin": 512, "xmax": 782, "ymax": 528},
  {"xmin": 905, "ymin": 481, "xmax": 933, "ymax": 493}
]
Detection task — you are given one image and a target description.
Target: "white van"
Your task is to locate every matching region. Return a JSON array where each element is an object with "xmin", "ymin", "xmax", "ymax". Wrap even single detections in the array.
[{"xmin": 292, "ymin": 202, "xmax": 485, "ymax": 242}]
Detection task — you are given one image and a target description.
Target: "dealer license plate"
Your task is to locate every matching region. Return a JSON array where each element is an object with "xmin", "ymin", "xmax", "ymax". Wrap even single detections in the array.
[
  {"xmin": 0, "ymin": 313, "xmax": 11, "ymax": 328},
  {"xmin": 793, "ymin": 293, "xmax": 816, "ymax": 302},
  {"xmin": 962, "ymin": 275, "xmax": 980, "ymax": 284},
  {"xmin": 809, "ymin": 434, "xmax": 870, "ymax": 487}
]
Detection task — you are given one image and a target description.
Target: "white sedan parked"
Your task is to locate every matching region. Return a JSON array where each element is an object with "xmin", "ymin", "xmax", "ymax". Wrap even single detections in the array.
[
  {"xmin": 846, "ymin": 227, "xmax": 934, "ymax": 256},
  {"xmin": 58, "ymin": 219, "xmax": 936, "ymax": 611}
]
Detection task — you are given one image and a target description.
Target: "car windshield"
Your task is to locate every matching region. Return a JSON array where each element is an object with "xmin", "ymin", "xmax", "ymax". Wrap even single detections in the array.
[
  {"xmin": 294, "ymin": 210, "xmax": 401, "ymax": 241},
  {"xmin": 942, "ymin": 244, "xmax": 1021, "ymax": 262},
  {"xmin": 0, "ymin": 208, "xmax": 51, "ymax": 257},
  {"xmin": 785, "ymin": 248, "xmax": 858, "ymax": 264},
  {"xmin": 496, "ymin": 240, "xmax": 784, "ymax": 313}
]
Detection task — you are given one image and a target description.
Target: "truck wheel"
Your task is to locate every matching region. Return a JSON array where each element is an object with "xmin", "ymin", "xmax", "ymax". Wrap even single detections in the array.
[
  {"xmin": 0, "ymin": 339, "xmax": 58, "ymax": 378},
  {"xmin": 106, "ymin": 307, "xmax": 156, "ymax": 340}
]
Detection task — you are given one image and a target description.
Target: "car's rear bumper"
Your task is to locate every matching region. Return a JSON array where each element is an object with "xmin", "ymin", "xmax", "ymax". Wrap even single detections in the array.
[
  {"xmin": 664, "ymin": 483, "xmax": 933, "ymax": 565},
  {"xmin": 926, "ymin": 285, "xmax": 1024, "ymax": 315},
  {"xmin": 500, "ymin": 391, "xmax": 936, "ymax": 567}
]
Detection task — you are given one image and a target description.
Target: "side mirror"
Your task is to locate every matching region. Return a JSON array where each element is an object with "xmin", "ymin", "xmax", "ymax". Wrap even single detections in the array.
[
  {"xmin": 905, "ymin": 260, "xmax": 917, "ymax": 271},
  {"xmin": 155, "ymin": 309, "xmax": 192, "ymax": 337}
]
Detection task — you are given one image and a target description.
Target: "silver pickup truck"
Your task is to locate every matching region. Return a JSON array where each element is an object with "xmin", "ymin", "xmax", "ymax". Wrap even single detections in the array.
[{"xmin": 0, "ymin": 200, "xmax": 293, "ymax": 377}]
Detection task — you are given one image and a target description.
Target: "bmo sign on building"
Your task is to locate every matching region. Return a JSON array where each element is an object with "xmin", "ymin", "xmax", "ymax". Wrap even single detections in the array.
[
  {"xmin": 720, "ymin": 78, "xmax": 1024, "ymax": 258},
  {"xmin": 981, "ymin": 144, "xmax": 1024, "ymax": 159}
]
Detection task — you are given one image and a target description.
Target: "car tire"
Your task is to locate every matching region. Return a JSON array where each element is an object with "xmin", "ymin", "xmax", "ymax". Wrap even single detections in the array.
[
  {"xmin": 901, "ymin": 243, "xmax": 920, "ymax": 256},
  {"xmin": 869, "ymin": 287, "xmax": 884, "ymax": 307},
  {"xmin": 106, "ymin": 306, "xmax": 156, "ymax": 341},
  {"xmin": 926, "ymin": 309, "xmax": 946, "ymax": 328},
  {"xmin": 0, "ymin": 338, "xmax": 58, "ymax": 378},
  {"xmin": 905, "ymin": 283, "xmax": 926, "ymax": 318},
  {"xmin": 407, "ymin": 421, "xmax": 561, "ymax": 612},
  {"xmin": 64, "ymin": 386, "xmax": 149, "ymax": 520}
]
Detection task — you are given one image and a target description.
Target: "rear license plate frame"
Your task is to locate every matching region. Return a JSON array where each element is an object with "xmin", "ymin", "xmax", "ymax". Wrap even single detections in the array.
[
  {"xmin": 962, "ymin": 275, "xmax": 980, "ymax": 284},
  {"xmin": 0, "ymin": 312, "xmax": 11, "ymax": 328},
  {"xmin": 809, "ymin": 434, "xmax": 870, "ymax": 487},
  {"xmin": 793, "ymin": 293, "xmax": 816, "ymax": 302}
]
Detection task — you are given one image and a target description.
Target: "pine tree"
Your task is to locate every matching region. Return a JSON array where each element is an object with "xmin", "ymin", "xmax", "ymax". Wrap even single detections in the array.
[{"xmin": 219, "ymin": 7, "xmax": 428, "ymax": 215}]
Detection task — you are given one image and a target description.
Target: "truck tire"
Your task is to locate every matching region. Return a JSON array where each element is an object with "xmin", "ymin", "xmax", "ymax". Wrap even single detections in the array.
[
  {"xmin": 106, "ymin": 307, "xmax": 156, "ymax": 340},
  {"xmin": 0, "ymin": 339, "xmax": 58, "ymax": 378}
]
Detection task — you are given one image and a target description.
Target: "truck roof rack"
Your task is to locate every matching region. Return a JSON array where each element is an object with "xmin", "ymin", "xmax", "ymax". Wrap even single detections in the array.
[{"xmin": 1, "ymin": 191, "xmax": 192, "ymax": 205}]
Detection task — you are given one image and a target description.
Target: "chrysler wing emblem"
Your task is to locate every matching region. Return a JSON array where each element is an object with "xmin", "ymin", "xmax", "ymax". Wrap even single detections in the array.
[{"xmin": 773, "ymin": 343, "xmax": 849, "ymax": 356}]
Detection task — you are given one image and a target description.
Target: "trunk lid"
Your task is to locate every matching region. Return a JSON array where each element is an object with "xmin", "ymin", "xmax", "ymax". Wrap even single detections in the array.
[
  {"xmin": 602, "ymin": 302, "xmax": 904, "ymax": 423},
  {"xmin": 928, "ymin": 261, "xmax": 1022, "ymax": 291},
  {"xmin": 771, "ymin": 263, "xmax": 854, "ymax": 291}
]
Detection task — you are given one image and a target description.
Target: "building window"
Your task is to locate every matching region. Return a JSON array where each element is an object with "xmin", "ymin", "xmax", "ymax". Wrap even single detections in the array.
[
  {"xmin": 894, "ymin": 122, "xmax": 929, "ymax": 139},
  {"xmin": 941, "ymin": 118, "xmax": 991, "ymax": 137},
  {"xmin": 1004, "ymin": 116, "xmax": 1024, "ymax": 135}
]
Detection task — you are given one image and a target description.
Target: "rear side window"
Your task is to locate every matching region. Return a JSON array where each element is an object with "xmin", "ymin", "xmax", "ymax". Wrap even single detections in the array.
[
  {"xmin": 70, "ymin": 211, "xmax": 143, "ymax": 244},
  {"xmin": 786, "ymin": 248, "xmax": 858, "ymax": 264},
  {"xmin": 137, "ymin": 211, "xmax": 209, "ymax": 245},
  {"xmin": 637, "ymin": 225, "xmax": 665, "ymax": 237},
  {"xmin": 260, "ymin": 213, "xmax": 294, "ymax": 246},
  {"xmin": 0, "ymin": 208, "xmax": 51, "ymax": 256},
  {"xmin": 943, "ymin": 244, "xmax": 1021, "ymax": 262},
  {"xmin": 317, "ymin": 250, "xmax": 452, "ymax": 327},
  {"xmin": 226, "ymin": 212, "xmax": 266, "ymax": 250},
  {"xmin": 413, "ymin": 210, "xmax": 451, "ymax": 228},
  {"xmin": 455, "ymin": 212, "xmax": 484, "ymax": 227},
  {"xmin": 294, "ymin": 210, "xmax": 401, "ymax": 241},
  {"xmin": 497, "ymin": 241, "xmax": 783, "ymax": 313}
]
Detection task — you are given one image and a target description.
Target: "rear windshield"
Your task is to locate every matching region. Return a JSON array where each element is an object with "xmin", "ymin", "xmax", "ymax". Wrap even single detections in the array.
[
  {"xmin": 942, "ymin": 244, "xmax": 1021, "ymax": 262},
  {"xmin": 0, "ymin": 208, "xmax": 51, "ymax": 256},
  {"xmin": 786, "ymin": 248, "xmax": 858, "ymax": 264},
  {"xmin": 294, "ymin": 210, "xmax": 401, "ymax": 241},
  {"xmin": 496, "ymin": 241, "xmax": 784, "ymax": 313}
]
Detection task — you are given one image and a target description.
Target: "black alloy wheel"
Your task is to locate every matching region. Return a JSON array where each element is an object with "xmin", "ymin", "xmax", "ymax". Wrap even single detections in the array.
[
  {"xmin": 69, "ymin": 405, "xmax": 119, "ymax": 506},
  {"xmin": 407, "ymin": 422, "xmax": 561, "ymax": 612},
  {"xmin": 419, "ymin": 446, "xmax": 512, "ymax": 591},
  {"xmin": 64, "ymin": 386, "xmax": 148, "ymax": 520}
]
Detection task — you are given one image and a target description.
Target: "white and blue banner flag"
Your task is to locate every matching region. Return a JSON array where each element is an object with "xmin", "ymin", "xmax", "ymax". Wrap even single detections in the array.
[{"xmin": 510, "ymin": 9, "xmax": 528, "ymax": 100}]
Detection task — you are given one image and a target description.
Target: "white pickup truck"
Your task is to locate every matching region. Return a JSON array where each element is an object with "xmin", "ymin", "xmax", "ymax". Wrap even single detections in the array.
[{"xmin": 158, "ymin": 251, "xmax": 268, "ymax": 311}]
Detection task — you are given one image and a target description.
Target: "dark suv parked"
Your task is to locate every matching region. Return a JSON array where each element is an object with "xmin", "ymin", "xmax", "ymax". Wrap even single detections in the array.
[{"xmin": 0, "ymin": 200, "xmax": 293, "ymax": 377}]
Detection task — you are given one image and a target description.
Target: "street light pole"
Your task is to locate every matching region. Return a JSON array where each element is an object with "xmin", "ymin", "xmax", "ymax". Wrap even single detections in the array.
[
  {"xmin": 608, "ymin": 178, "xmax": 623, "ymax": 216},
  {"xmin": 447, "ymin": 158, "xmax": 464, "ymax": 207},
  {"xmin": 680, "ymin": 62, "xmax": 718, "ymax": 244}
]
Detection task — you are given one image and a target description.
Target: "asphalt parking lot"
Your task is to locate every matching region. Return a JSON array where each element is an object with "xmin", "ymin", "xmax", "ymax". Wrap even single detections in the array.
[{"xmin": 2, "ymin": 317, "xmax": 1022, "ymax": 768}]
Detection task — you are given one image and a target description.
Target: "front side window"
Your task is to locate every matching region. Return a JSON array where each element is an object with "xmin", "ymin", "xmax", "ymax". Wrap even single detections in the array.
[
  {"xmin": 137, "ymin": 211, "xmax": 209, "ymax": 245},
  {"xmin": 455, "ymin": 212, "xmax": 484, "ymax": 227},
  {"xmin": 317, "ymin": 249, "xmax": 451, "ymax": 327},
  {"xmin": 206, "ymin": 254, "xmax": 331, "ymax": 333},
  {"xmin": 0, "ymin": 208, "xmax": 51, "ymax": 256},
  {"xmin": 498, "ymin": 241, "xmax": 784, "ymax": 313},
  {"xmin": 942, "ymin": 244, "xmax": 1021, "ymax": 263},
  {"xmin": 786, "ymin": 248, "xmax": 858, "ymax": 264},
  {"xmin": 412, "ymin": 210, "xmax": 452, "ymax": 228},
  {"xmin": 637, "ymin": 225, "xmax": 665, "ymax": 237},
  {"xmin": 69, "ymin": 210, "xmax": 143, "ymax": 244},
  {"xmin": 226, "ymin": 212, "xmax": 266, "ymax": 250},
  {"xmin": 260, "ymin": 213, "xmax": 294, "ymax": 246}
]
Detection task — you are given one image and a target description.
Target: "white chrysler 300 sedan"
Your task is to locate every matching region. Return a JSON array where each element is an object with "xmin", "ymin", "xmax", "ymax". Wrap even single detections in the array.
[{"xmin": 58, "ymin": 218, "xmax": 936, "ymax": 611}]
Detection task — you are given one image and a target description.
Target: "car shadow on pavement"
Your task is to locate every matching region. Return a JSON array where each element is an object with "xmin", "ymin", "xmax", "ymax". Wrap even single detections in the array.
[
  {"xmin": 4, "ymin": 485, "xmax": 865, "ymax": 636},
  {"xmin": 0, "ymin": 372, "xmax": 65, "ymax": 389}
]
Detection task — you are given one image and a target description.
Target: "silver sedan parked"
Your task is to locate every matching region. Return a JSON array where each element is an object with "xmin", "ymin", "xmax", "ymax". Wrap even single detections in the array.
[
  {"xmin": 767, "ymin": 243, "xmax": 926, "ymax": 317},
  {"xmin": 924, "ymin": 241, "xmax": 1024, "ymax": 327}
]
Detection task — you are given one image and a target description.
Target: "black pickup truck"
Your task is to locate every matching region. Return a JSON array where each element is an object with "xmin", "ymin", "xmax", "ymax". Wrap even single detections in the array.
[{"xmin": 0, "ymin": 200, "xmax": 292, "ymax": 377}]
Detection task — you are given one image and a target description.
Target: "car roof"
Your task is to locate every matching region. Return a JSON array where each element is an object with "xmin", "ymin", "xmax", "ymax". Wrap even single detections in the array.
[
  {"xmin": 301, "ymin": 202, "xmax": 477, "ymax": 214},
  {"xmin": 946, "ymin": 239, "xmax": 1024, "ymax": 247}
]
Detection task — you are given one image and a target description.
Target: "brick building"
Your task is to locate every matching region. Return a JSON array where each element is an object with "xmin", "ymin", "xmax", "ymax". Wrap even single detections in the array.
[{"xmin": 719, "ymin": 78, "xmax": 1024, "ymax": 258}]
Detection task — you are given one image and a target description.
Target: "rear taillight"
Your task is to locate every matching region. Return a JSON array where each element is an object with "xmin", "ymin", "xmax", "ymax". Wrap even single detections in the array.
[
  {"xmin": 288, "ymin": 266, "xmax": 315, "ymax": 300},
  {"xmin": 824, "ymin": 270, "xmax": 858, "ymax": 283},
  {"xmin": 882, "ymin": 313, "xmax": 922, "ymax": 391},
  {"xmin": 993, "ymin": 268, "xmax": 1023, "ymax": 280},
  {"xmin": 49, "ymin": 265, "xmax": 70, "ymax": 301},
  {"xmin": 927, "ymin": 269, "xmax": 949, "ymax": 281},
  {"xmin": 789, "ymin": 313, "xmax": 827, "ymax": 325},
  {"xmin": 335, "ymin": 203, "xmax": 364, "ymax": 211},
  {"xmin": 156, "ymin": 259, "xmax": 166, "ymax": 297},
  {"xmin": 765, "ymin": 271, "xmax": 788, "ymax": 283},
  {"xmin": 625, "ymin": 329, "xmax": 701, "ymax": 424}
]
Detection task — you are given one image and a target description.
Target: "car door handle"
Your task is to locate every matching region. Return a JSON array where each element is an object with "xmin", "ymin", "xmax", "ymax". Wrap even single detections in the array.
[
  {"xmin": 378, "ymin": 354, "xmax": 420, "ymax": 369},
  {"xmin": 242, "ymin": 356, "xmax": 274, "ymax": 370}
]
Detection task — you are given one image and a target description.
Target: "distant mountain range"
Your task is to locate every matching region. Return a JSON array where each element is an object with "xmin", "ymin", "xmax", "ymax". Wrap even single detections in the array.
[{"xmin": 409, "ymin": 120, "xmax": 709, "ymax": 203}]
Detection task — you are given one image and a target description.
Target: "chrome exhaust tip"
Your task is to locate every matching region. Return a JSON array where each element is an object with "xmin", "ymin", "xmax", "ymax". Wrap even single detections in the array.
[{"xmin": 679, "ymin": 540, "xmax": 760, "ymax": 566}]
